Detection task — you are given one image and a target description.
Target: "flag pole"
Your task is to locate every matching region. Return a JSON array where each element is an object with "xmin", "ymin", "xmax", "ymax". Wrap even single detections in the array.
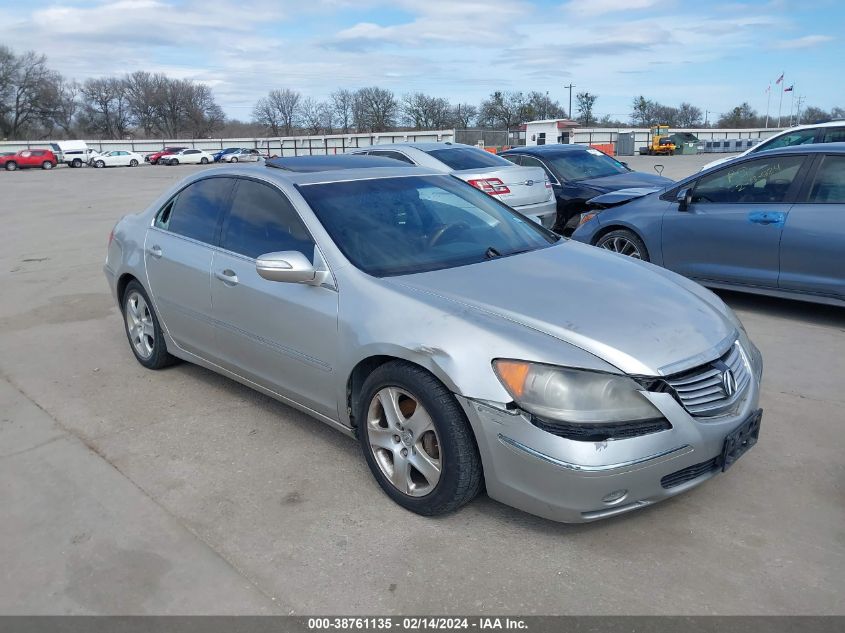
[
  {"xmin": 789, "ymin": 88, "xmax": 795, "ymax": 126},
  {"xmin": 777, "ymin": 72, "xmax": 784, "ymax": 127},
  {"xmin": 765, "ymin": 84, "xmax": 771, "ymax": 128}
]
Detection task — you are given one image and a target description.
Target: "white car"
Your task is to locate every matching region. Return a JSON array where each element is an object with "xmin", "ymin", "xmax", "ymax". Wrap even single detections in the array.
[
  {"xmin": 220, "ymin": 148, "xmax": 263, "ymax": 163},
  {"xmin": 349, "ymin": 142, "xmax": 558, "ymax": 229},
  {"xmin": 90, "ymin": 150, "xmax": 144, "ymax": 168},
  {"xmin": 700, "ymin": 120, "xmax": 845, "ymax": 171},
  {"xmin": 162, "ymin": 149, "xmax": 214, "ymax": 166}
]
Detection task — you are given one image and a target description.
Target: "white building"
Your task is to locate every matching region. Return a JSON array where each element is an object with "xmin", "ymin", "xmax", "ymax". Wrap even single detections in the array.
[{"xmin": 524, "ymin": 119, "xmax": 580, "ymax": 146}]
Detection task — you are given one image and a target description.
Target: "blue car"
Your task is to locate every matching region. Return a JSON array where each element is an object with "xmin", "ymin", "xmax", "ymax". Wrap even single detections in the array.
[
  {"xmin": 212, "ymin": 147, "xmax": 243, "ymax": 162},
  {"xmin": 500, "ymin": 143, "xmax": 672, "ymax": 234},
  {"xmin": 572, "ymin": 144, "xmax": 845, "ymax": 306}
]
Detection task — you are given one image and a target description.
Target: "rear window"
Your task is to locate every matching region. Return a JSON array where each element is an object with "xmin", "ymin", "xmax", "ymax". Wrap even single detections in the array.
[{"xmin": 426, "ymin": 147, "xmax": 512, "ymax": 171}]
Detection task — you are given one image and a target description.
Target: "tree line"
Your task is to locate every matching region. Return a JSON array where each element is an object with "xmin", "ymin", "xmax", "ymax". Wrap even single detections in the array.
[{"xmin": 2, "ymin": 44, "xmax": 842, "ymax": 141}]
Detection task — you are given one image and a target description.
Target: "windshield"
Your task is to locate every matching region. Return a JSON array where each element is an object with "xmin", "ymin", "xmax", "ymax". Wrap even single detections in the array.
[
  {"xmin": 544, "ymin": 149, "xmax": 629, "ymax": 181},
  {"xmin": 426, "ymin": 147, "xmax": 512, "ymax": 170},
  {"xmin": 298, "ymin": 175, "xmax": 559, "ymax": 277}
]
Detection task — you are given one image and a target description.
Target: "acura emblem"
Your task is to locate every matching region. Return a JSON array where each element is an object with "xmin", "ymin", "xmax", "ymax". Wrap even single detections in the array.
[
  {"xmin": 722, "ymin": 369, "xmax": 737, "ymax": 397},
  {"xmin": 524, "ymin": 179, "xmax": 534, "ymax": 186}
]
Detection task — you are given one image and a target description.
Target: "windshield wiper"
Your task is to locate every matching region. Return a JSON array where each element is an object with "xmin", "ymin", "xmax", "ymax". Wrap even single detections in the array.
[{"xmin": 484, "ymin": 247, "xmax": 501, "ymax": 259}]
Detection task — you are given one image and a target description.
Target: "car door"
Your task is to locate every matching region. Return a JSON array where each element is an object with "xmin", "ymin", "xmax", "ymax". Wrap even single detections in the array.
[
  {"xmin": 661, "ymin": 154, "xmax": 809, "ymax": 287},
  {"xmin": 210, "ymin": 177, "xmax": 339, "ymax": 419},
  {"xmin": 779, "ymin": 154, "xmax": 845, "ymax": 299},
  {"xmin": 184, "ymin": 149, "xmax": 202, "ymax": 164},
  {"xmin": 819, "ymin": 127, "xmax": 845, "ymax": 144},
  {"xmin": 144, "ymin": 176, "xmax": 235, "ymax": 358}
]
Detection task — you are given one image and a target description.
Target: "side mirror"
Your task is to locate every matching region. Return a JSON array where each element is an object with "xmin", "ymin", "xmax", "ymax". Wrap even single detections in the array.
[
  {"xmin": 256, "ymin": 251, "xmax": 320, "ymax": 284},
  {"xmin": 676, "ymin": 187, "xmax": 693, "ymax": 211}
]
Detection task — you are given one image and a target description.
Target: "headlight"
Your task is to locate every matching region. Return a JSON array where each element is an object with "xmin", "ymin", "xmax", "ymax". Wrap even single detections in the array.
[{"xmin": 493, "ymin": 360, "xmax": 663, "ymax": 424}]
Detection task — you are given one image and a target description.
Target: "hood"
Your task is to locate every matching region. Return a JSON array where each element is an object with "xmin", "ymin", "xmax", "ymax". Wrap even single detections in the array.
[
  {"xmin": 389, "ymin": 242, "xmax": 735, "ymax": 376},
  {"xmin": 587, "ymin": 187, "xmax": 661, "ymax": 207},
  {"xmin": 576, "ymin": 171, "xmax": 673, "ymax": 193}
]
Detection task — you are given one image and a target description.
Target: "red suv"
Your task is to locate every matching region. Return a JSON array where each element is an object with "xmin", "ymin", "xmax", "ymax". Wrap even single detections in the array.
[
  {"xmin": 146, "ymin": 146, "xmax": 187, "ymax": 165},
  {"xmin": 1, "ymin": 149, "xmax": 59, "ymax": 171}
]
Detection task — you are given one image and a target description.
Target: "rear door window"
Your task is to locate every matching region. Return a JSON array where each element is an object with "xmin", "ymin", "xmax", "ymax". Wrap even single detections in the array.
[
  {"xmin": 158, "ymin": 177, "xmax": 235, "ymax": 244},
  {"xmin": 820, "ymin": 128, "xmax": 845, "ymax": 143},
  {"xmin": 221, "ymin": 179, "xmax": 315, "ymax": 260},
  {"xmin": 757, "ymin": 129, "xmax": 818, "ymax": 151},
  {"xmin": 807, "ymin": 155, "xmax": 845, "ymax": 203}
]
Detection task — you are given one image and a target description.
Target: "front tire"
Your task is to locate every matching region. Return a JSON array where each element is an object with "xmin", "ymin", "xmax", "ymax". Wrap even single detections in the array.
[
  {"xmin": 169, "ymin": 159, "xmax": 178, "ymax": 166},
  {"xmin": 122, "ymin": 281, "xmax": 177, "ymax": 369},
  {"xmin": 595, "ymin": 229, "xmax": 650, "ymax": 261},
  {"xmin": 357, "ymin": 361, "xmax": 482, "ymax": 516},
  {"xmin": 95, "ymin": 160, "xmax": 105, "ymax": 168},
  {"xmin": 5, "ymin": 161, "xmax": 17, "ymax": 171},
  {"xmin": 230, "ymin": 157, "xmax": 238, "ymax": 163}
]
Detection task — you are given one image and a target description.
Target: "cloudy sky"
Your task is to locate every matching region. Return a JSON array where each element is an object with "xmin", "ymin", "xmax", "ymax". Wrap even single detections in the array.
[{"xmin": 1, "ymin": 0, "xmax": 841, "ymax": 120}]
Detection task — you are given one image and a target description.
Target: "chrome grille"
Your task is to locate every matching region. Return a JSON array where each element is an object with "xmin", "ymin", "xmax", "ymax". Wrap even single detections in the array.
[{"xmin": 665, "ymin": 342, "xmax": 751, "ymax": 417}]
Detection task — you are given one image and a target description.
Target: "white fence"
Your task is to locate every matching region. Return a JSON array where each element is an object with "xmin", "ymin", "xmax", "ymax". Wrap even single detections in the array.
[{"xmin": 0, "ymin": 130, "xmax": 455, "ymax": 156}]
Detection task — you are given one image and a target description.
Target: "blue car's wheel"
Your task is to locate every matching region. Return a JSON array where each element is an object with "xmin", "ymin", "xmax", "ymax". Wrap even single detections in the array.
[{"xmin": 596, "ymin": 229, "xmax": 649, "ymax": 261}]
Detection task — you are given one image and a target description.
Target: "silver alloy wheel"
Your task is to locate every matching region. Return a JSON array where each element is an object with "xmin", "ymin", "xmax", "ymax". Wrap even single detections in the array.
[
  {"xmin": 366, "ymin": 387, "xmax": 442, "ymax": 497},
  {"xmin": 125, "ymin": 291, "xmax": 155, "ymax": 359},
  {"xmin": 599, "ymin": 236, "xmax": 642, "ymax": 258}
]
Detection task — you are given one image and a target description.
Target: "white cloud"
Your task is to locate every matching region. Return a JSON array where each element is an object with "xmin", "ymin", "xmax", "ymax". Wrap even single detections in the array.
[
  {"xmin": 773, "ymin": 34, "xmax": 834, "ymax": 49},
  {"xmin": 561, "ymin": 0, "xmax": 665, "ymax": 17}
]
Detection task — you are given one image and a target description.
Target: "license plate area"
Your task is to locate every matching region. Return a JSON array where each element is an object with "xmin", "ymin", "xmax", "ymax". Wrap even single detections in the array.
[{"xmin": 721, "ymin": 409, "xmax": 762, "ymax": 471}]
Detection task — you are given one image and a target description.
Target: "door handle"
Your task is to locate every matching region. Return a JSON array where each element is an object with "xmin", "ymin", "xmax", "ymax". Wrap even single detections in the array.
[
  {"xmin": 214, "ymin": 269, "xmax": 239, "ymax": 285},
  {"xmin": 147, "ymin": 245, "xmax": 162, "ymax": 258},
  {"xmin": 747, "ymin": 211, "xmax": 785, "ymax": 226}
]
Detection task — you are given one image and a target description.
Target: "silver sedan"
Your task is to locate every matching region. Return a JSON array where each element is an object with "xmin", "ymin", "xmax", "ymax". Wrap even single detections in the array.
[{"xmin": 104, "ymin": 158, "xmax": 763, "ymax": 522}]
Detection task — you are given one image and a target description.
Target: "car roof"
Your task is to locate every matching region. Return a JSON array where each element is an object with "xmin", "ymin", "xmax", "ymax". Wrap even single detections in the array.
[
  {"xmin": 501, "ymin": 144, "xmax": 591, "ymax": 155},
  {"xmin": 356, "ymin": 142, "xmax": 472, "ymax": 152},
  {"xmin": 266, "ymin": 154, "xmax": 415, "ymax": 172},
  {"xmin": 751, "ymin": 142, "xmax": 845, "ymax": 156}
]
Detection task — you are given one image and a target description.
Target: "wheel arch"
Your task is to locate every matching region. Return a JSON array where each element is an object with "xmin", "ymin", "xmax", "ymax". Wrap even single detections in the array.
[{"xmin": 116, "ymin": 272, "xmax": 141, "ymax": 305}]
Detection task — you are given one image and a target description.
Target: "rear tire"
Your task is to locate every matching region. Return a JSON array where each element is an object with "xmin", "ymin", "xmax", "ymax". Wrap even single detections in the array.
[
  {"xmin": 130, "ymin": 159, "xmax": 138, "ymax": 167},
  {"xmin": 121, "ymin": 280, "xmax": 178, "ymax": 370},
  {"xmin": 5, "ymin": 161, "xmax": 18, "ymax": 171},
  {"xmin": 72, "ymin": 158, "xmax": 82, "ymax": 168},
  {"xmin": 357, "ymin": 361, "xmax": 483, "ymax": 516},
  {"xmin": 42, "ymin": 161, "xmax": 54, "ymax": 170},
  {"xmin": 200, "ymin": 157, "xmax": 208, "ymax": 164},
  {"xmin": 595, "ymin": 229, "xmax": 650, "ymax": 261}
]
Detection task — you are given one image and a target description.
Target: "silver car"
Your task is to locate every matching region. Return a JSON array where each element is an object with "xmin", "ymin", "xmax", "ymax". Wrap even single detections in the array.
[
  {"xmin": 349, "ymin": 142, "xmax": 558, "ymax": 229},
  {"xmin": 104, "ymin": 158, "xmax": 763, "ymax": 523}
]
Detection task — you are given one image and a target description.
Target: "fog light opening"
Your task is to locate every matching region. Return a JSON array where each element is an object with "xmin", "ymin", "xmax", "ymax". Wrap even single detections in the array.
[{"xmin": 602, "ymin": 489, "xmax": 628, "ymax": 505}]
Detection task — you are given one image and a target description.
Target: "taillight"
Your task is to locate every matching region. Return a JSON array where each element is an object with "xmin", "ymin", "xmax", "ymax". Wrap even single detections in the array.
[{"xmin": 467, "ymin": 177, "xmax": 511, "ymax": 195}]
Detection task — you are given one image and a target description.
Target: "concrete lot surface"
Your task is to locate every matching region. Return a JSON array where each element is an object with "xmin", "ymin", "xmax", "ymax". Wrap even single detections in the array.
[{"xmin": 1, "ymin": 156, "xmax": 843, "ymax": 615}]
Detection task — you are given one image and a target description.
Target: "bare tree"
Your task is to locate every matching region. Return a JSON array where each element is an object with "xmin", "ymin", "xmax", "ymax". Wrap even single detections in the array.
[
  {"xmin": 40, "ymin": 75, "xmax": 79, "ymax": 136},
  {"xmin": 630, "ymin": 96, "xmax": 656, "ymax": 127},
  {"xmin": 527, "ymin": 91, "xmax": 566, "ymax": 120},
  {"xmin": 355, "ymin": 86, "xmax": 397, "ymax": 132},
  {"xmin": 300, "ymin": 97, "xmax": 333, "ymax": 135},
  {"xmin": 270, "ymin": 88, "xmax": 302, "ymax": 135},
  {"xmin": 402, "ymin": 92, "xmax": 451, "ymax": 129},
  {"xmin": 677, "ymin": 102, "xmax": 703, "ymax": 127},
  {"xmin": 125, "ymin": 71, "xmax": 165, "ymax": 136},
  {"xmin": 478, "ymin": 91, "xmax": 531, "ymax": 129},
  {"xmin": 0, "ymin": 49, "xmax": 53, "ymax": 138},
  {"xmin": 182, "ymin": 83, "xmax": 225, "ymax": 137},
  {"xmin": 575, "ymin": 92, "xmax": 597, "ymax": 126},
  {"xmin": 451, "ymin": 103, "xmax": 477, "ymax": 128},
  {"xmin": 330, "ymin": 89, "xmax": 355, "ymax": 133},
  {"xmin": 80, "ymin": 77, "xmax": 131, "ymax": 138},
  {"xmin": 252, "ymin": 95, "xmax": 281, "ymax": 136}
]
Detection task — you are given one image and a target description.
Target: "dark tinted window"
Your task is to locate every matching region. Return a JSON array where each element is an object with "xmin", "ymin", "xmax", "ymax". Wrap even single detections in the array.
[
  {"xmin": 692, "ymin": 156, "xmax": 804, "ymax": 204},
  {"xmin": 808, "ymin": 155, "xmax": 845, "ymax": 203},
  {"xmin": 520, "ymin": 155, "xmax": 557, "ymax": 182},
  {"xmin": 298, "ymin": 175, "xmax": 557, "ymax": 277},
  {"xmin": 542, "ymin": 149, "xmax": 628, "ymax": 181},
  {"xmin": 222, "ymin": 179, "xmax": 314, "ymax": 259},
  {"xmin": 163, "ymin": 177, "xmax": 233, "ymax": 243},
  {"xmin": 821, "ymin": 128, "xmax": 845, "ymax": 143},
  {"xmin": 369, "ymin": 150, "xmax": 416, "ymax": 165},
  {"xmin": 426, "ymin": 146, "xmax": 512, "ymax": 170}
]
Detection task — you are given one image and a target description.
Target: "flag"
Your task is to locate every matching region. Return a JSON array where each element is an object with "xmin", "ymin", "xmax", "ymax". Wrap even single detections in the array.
[
  {"xmin": 775, "ymin": 73, "xmax": 784, "ymax": 84},
  {"xmin": 784, "ymin": 85, "xmax": 794, "ymax": 92}
]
